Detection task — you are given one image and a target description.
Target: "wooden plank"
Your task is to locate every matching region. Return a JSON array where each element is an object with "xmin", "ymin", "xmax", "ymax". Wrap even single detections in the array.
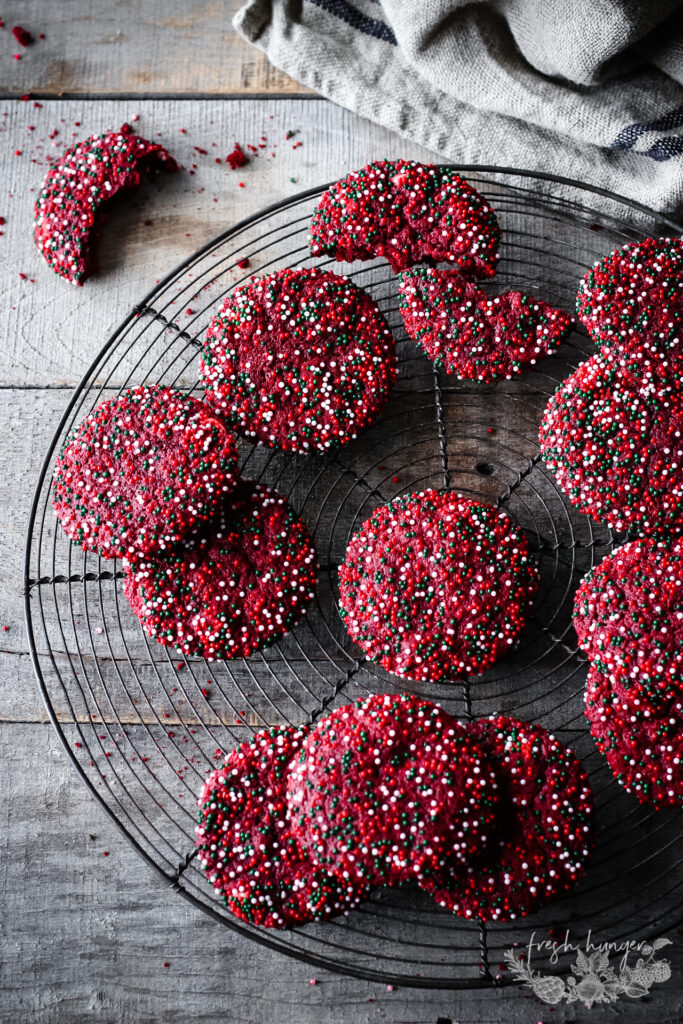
[
  {"xmin": 0, "ymin": 641, "xmax": 589, "ymax": 728},
  {"xmin": 0, "ymin": 0, "xmax": 310, "ymax": 96},
  {"xmin": 1, "ymin": 722, "xmax": 681, "ymax": 1024},
  {"xmin": 0, "ymin": 98, "xmax": 439, "ymax": 388}
]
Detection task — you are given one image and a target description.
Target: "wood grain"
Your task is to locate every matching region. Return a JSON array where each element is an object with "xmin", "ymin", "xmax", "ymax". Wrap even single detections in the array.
[
  {"xmin": 2, "ymin": 91, "xmax": 682, "ymax": 1021},
  {"xmin": 0, "ymin": 0, "xmax": 310, "ymax": 96},
  {"xmin": 1, "ymin": 723, "xmax": 680, "ymax": 1024},
  {"xmin": 0, "ymin": 98, "xmax": 438, "ymax": 388}
]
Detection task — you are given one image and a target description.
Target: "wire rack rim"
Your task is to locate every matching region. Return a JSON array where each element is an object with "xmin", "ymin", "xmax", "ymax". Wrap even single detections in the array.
[{"xmin": 23, "ymin": 167, "xmax": 683, "ymax": 992}]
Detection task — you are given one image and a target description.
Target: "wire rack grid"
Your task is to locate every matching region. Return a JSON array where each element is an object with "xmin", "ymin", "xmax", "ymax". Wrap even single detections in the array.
[{"xmin": 24, "ymin": 168, "xmax": 683, "ymax": 989}]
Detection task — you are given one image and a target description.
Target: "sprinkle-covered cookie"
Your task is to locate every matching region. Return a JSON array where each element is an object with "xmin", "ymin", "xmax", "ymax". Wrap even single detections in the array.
[
  {"xmin": 574, "ymin": 538, "xmax": 683, "ymax": 808},
  {"xmin": 197, "ymin": 726, "xmax": 367, "ymax": 928},
  {"xmin": 124, "ymin": 480, "xmax": 317, "ymax": 659},
  {"xmin": 422, "ymin": 716, "xmax": 595, "ymax": 921},
  {"xmin": 309, "ymin": 160, "xmax": 500, "ymax": 276},
  {"xmin": 52, "ymin": 385, "xmax": 239, "ymax": 560},
  {"xmin": 585, "ymin": 658, "xmax": 682, "ymax": 810},
  {"xmin": 576, "ymin": 236, "xmax": 683, "ymax": 355},
  {"xmin": 200, "ymin": 268, "xmax": 397, "ymax": 454},
  {"xmin": 34, "ymin": 123, "xmax": 177, "ymax": 285},
  {"xmin": 397, "ymin": 267, "xmax": 573, "ymax": 381},
  {"xmin": 539, "ymin": 351, "xmax": 683, "ymax": 534},
  {"xmin": 286, "ymin": 693, "xmax": 500, "ymax": 887},
  {"xmin": 574, "ymin": 537, "xmax": 683, "ymax": 661},
  {"xmin": 338, "ymin": 492, "xmax": 539, "ymax": 682}
]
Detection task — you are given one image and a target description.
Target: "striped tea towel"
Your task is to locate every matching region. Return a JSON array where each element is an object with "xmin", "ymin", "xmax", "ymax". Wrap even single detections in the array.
[{"xmin": 234, "ymin": 0, "xmax": 683, "ymax": 218}]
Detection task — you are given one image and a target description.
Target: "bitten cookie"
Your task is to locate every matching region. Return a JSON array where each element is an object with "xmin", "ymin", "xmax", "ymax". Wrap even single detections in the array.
[
  {"xmin": 422, "ymin": 716, "xmax": 595, "ymax": 921},
  {"xmin": 286, "ymin": 693, "xmax": 500, "ymax": 887},
  {"xmin": 539, "ymin": 351, "xmax": 683, "ymax": 534},
  {"xmin": 397, "ymin": 267, "xmax": 573, "ymax": 381},
  {"xmin": 309, "ymin": 160, "xmax": 500, "ymax": 276},
  {"xmin": 124, "ymin": 481, "xmax": 317, "ymax": 659},
  {"xmin": 34, "ymin": 123, "xmax": 177, "ymax": 285},
  {"xmin": 338, "ymin": 491, "xmax": 539, "ymax": 681},
  {"xmin": 52, "ymin": 384, "xmax": 239, "ymax": 560},
  {"xmin": 576, "ymin": 236, "xmax": 683, "ymax": 355},
  {"xmin": 200, "ymin": 268, "xmax": 397, "ymax": 454},
  {"xmin": 197, "ymin": 726, "xmax": 367, "ymax": 928}
]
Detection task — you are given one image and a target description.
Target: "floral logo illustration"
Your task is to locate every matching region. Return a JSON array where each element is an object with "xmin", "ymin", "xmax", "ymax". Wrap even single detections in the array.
[{"xmin": 504, "ymin": 936, "xmax": 672, "ymax": 1007}]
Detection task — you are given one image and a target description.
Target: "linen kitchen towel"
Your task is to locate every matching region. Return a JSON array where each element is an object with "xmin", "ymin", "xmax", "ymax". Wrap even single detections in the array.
[{"xmin": 234, "ymin": 0, "xmax": 683, "ymax": 216}]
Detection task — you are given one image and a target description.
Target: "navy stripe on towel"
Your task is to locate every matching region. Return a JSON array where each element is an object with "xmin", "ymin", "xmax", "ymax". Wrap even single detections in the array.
[
  {"xmin": 307, "ymin": 0, "xmax": 397, "ymax": 44},
  {"xmin": 644, "ymin": 135, "xmax": 683, "ymax": 162},
  {"xmin": 611, "ymin": 105, "xmax": 683, "ymax": 152}
]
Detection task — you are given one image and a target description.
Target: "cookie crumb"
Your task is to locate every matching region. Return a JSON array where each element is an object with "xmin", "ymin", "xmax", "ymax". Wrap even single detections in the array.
[
  {"xmin": 12, "ymin": 26, "xmax": 32, "ymax": 46},
  {"xmin": 226, "ymin": 143, "xmax": 247, "ymax": 170}
]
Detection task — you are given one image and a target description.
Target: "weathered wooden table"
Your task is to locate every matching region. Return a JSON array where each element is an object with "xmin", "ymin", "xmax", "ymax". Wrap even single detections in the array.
[{"xmin": 1, "ymin": 4, "xmax": 681, "ymax": 1021}]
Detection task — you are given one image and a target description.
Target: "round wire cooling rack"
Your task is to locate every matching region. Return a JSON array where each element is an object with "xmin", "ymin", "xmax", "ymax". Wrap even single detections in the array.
[{"xmin": 25, "ymin": 168, "xmax": 683, "ymax": 990}]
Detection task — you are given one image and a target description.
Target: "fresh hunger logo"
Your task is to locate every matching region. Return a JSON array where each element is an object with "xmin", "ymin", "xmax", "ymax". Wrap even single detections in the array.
[{"xmin": 504, "ymin": 930, "xmax": 673, "ymax": 1007}]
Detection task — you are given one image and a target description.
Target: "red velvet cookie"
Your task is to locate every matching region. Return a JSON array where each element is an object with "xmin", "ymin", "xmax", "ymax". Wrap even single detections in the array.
[
  {"xmin": 422, "ymin": 716, "xmax": 595, "ymax": 921},
  {"xmin": 574, "ymin": 537, "xmax": 683, "ymax": 662},
  {"xmin": 286, "ymin": 693, "xmax": 500, "ymax": 887},
  {"xmin": 34, "ymin": 123, "xmax": 177, "ymax": 285},
  {"xmin": 397, "ymin": 267, "xmax": 573, "ymax": 381},
  {"xmin": 539, "ymin": 351, "xmax": 683, "ymax": 534},
  {"xmin": 574, "ymin": 538, "xmax": 683, "ymax": 808},
  {"xmin": 124, "ymin": 481, "xmax": 317, "ymax": 659},
  {"xmin": 338, "ymin": 491, "xmax": 539, "ymax": 682},
  {"xmin": 200, "ymin": 268, "xmax": 397, "ymax": 454},
  {"xmin": 197, "ymin": 725, "xmax": 367, "ymax": 928},
  {"xmin": 52, "ymin": 385, "xmax": 239, "ymax": 560},
  {"xmin": 309, "ymin": 160, "xmax": 500, "ymax": 276},
  {"xmin": 576, "ymin": 237, "xmax": 683, "ymax": 355},
  {"xmin": 585, "ymin": 658, "xmax": 682, "ymax": 809}
]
